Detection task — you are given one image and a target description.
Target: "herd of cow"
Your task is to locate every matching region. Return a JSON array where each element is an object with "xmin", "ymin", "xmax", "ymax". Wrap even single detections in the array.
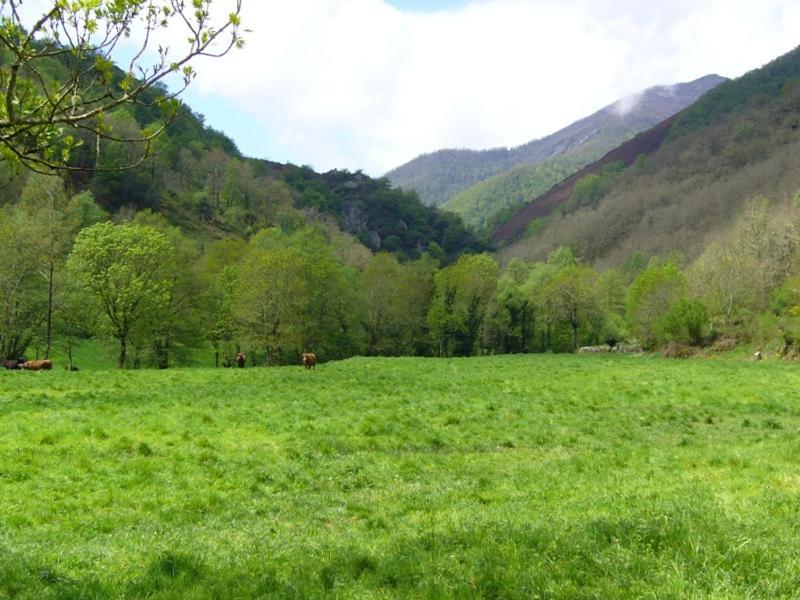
[
  {"xmin": 0, "ymin": 353, "xmax": 318, "ymax": 372},
  {"xmin": 1, "ymin": 358, "xmax": 53, "ymax": 371},
  {"xmin": 233, "ymin": 351, "xmax": 318, "ymax": 370}
]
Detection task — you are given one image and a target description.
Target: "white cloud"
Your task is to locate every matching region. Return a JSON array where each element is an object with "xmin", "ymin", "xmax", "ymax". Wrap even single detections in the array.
[{"xmin": 179, "ymin": 0, "xmax": 800, "ymax": 174}]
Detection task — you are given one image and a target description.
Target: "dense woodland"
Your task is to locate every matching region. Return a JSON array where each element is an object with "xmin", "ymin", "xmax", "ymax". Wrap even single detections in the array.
[
  {"xmin": 4, "ymin": 171, "xmax": 800, "ymax": 369},
  {"xmin": 0, "ymin": 114, "xmax": 487, "ymax": 368}
]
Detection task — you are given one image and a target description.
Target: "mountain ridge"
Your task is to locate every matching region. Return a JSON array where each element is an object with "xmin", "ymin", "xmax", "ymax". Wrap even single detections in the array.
[
  {"xmin": 496, "ymin": 45, "xmax": 800, "ymax": 267},
  {"xmin": 386, "ymin": 74, "xmax": 727, "ymax": 210}
]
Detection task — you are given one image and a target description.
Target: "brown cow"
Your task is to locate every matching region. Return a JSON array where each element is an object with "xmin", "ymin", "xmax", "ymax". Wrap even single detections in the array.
[
  {"xmin": 21, "ymin": 359, "xmax": 53, "ymax": 371},
  {"xmin": 236, "ymin": 352, "xmax": 246, "ymax": 368},
  {"xmin": 301, "ymin": 352, "xmax": 317, "ymax": 370}
]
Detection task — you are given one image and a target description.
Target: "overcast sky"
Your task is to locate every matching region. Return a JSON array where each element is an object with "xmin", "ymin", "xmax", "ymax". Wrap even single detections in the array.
[{"xmin": 155, "ymin": 1, "xmax": 800, "ymax": 174}]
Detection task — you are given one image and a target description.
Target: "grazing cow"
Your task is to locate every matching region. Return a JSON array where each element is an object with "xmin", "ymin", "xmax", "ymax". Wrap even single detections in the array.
[
  {"xmin": 236, "ymin": 352, "xmax": 246, "ymax": 368},
  {"xmin": 21, "ymin": 359, "xmax": 53, "ymax": 371},
  {"xmin": 1, "ymin": 358, "xmax": 21, "ymax": 370},
  {"xmin": 301, "ymin": 352, "xmax": 317, "ymax": 370}
]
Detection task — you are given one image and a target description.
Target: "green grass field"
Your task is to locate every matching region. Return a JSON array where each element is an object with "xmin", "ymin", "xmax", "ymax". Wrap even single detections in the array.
[{"xmin": 1, "ymin": 355, "xmax": 800, "ymax": 598}]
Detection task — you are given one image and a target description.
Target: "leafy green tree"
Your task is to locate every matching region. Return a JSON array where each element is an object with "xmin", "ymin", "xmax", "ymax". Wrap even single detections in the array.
[
  {"xmin": 203, "ymin": 238, "xmax": 248, "ymax": 367},
  {"xmin": 563, "ymin": 162, "xmax": 624, "ymax": 214},
  {"xmin": 54, "ymin": 277, "xmax": 97, "ymax": 371},
  {"xmin": 65, "ymin": 191, "xmax": 108, "ymax": 231},
  {"xmin": 358, "ymin": 252, "xmax": 437, "ymax": 356},
  {"xmin": 539, "ymin": 265, "xmax": 598, "ymax": 352},
  {"xmin": 237, "ymin": 227, "xmax": 361, "ymax": 363},
  {"xmin": 237, "ymin": 244, "xmax": 306, "ymax": 363},
  {"xmin": 547, "ymin": 246, "xmax": 578, "ymax": 270},
  {"xmin": 484, "ymin": 270, "xmax": 534, "ymax": 354},
  {"xmin": 622, "ymin": 252, "xmax": 648, "ymax": 281},
  {"xmin": 770, "ymin": 274, "xmax": 800, "ymax": 317},
  {"xmin": 514, "ymin": 250, "xmax": 576, "ymax": 353},
  {"xmin": 522, "ymin": 261, "xmax": 560, "ymax": 351},
  {"xmin": 396, "ymin": 255, "xmax": 438, "ymax": 356},
  {"xmin": 131, "ymin": 211, "xmax": 209, "ymax": 367},
  {"xmin": 0, "ymin": 208, "xmax": 42, "ymax": 358},
  {"xmin": 595, "ymin": 268, "xmax": 629, "ymax": 346},
  {"xmin": 689, "ymin": 203, "xmax": 797, "ymax": 329},
  {"xmin": 566, "ymin": 174, "xmax": 602, "ymax": 211},
  {"xmin": 626, "ymin": 263, "xmax": 686, "ymax": 348},
  {"xmin": 657, "ymin": 298, "xmax": 709, "ymax": 346},
  {"xmin": 689, "ymin": 241, "xmax": 759, "ymax": 327},
  {"xmin": 360, "ymin": 253, "xmax": 404, "ymax": 355},
  {"xmin": 67, "ymin": 222, "xmax": 174, "ymax": 368},
  {"xmin": 210, "ymin": 266, "xmax": 240, "ymax": 367},
  {"xmin": 0, "ymin": 0, "xmax": 243, "ymax": 171},
  {"xmin": 18, "ymin": 173, "xmax": 71, "ymax": 358},
  {"xmin": 263, "ymin": 180, "xmax": 295, "ymax": 229},
  {"xmin": 428, "ymin": 254, "xmax": 499, "ymax": 356}
]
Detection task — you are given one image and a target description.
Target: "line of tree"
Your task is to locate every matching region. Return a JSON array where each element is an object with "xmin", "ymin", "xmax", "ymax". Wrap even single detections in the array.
[{"xmin": 5, "ymin": 176, "xmax": 800, "ymax": 368}]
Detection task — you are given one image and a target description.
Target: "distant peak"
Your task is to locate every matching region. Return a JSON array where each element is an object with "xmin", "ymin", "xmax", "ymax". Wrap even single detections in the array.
[{"xmin": 610, "ymin": 74, "xmax": 727, "ymax": 118}]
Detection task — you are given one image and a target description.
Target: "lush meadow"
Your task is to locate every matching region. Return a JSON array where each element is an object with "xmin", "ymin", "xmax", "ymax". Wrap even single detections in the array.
[{"xmin": 1, "ymin": 355, "xmax": 800, "ymax": 598}]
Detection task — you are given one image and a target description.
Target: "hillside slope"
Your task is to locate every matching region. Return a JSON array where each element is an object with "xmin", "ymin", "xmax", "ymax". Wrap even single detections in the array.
[
  {"xmin": 497, "ymin": 46, "xmax": 800, "ymax": 267},
  {"xmin": 386, "ymin": 75, "xmax": 726, "ymax": 209},
  {"xmin": 441, "ymin": 153, "xmax": 587, "ymax": 230},
  {"xmin": 0, "ymin": 50, "xmax": 483, "ymax": 263},
  {"xmin": 491, "ymin": 113, "xmax": 681, "ymax": 245}
]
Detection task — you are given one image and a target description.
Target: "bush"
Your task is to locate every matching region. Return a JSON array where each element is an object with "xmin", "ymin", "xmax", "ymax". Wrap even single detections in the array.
[
  {"xmin": 626, "ymin": 263, "xmax": 686, "ymax": 348},
  {"xmin": 657, "ymin": 298, "xmax": 709, "ymax": 346}
]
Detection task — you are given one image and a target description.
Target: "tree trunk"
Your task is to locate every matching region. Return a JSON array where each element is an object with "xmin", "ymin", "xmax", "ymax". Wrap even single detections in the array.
[
  {"xmin": 571, "ymin": 314, "xmax": 578, "ymax": 353},
  {"xmin": 157, "ymin": 334, "xmax": 170, "ymax": 369},
  {"xmin": 118, "ymin": 337, "xmax": 127, "ymax": 369},
  {"xmin": 44, "ymin": 259, "xmax": 54, "ymax": 359}
]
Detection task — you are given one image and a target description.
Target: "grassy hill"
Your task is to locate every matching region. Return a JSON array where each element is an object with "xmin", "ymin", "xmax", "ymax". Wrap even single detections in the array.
[
  {"xmin": 3, "ymin": 354, "xmax": 800, "ymax": 597},
  {"xmin": 498, "ymin": 46, "xmax": 800, "ymax": 267},
  {"xmin": 387, "ymin": 75, "xmax": 725, "ymax": 209}
]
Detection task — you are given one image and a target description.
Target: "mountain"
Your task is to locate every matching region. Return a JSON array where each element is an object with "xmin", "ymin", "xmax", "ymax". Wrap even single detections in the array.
[
  {"xmin": 495, "ymin": 45, "xmax": 800, "ymax": 268},
  {"xmin": 385, "ymin": 75, "xmax": 727, "ymax": 212}
]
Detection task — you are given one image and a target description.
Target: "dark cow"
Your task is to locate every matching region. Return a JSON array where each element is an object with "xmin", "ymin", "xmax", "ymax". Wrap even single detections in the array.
[
  {"xmin": 301, "ymin": 352, "xmax": 317, "ymax": 370},
  {"xmin": 21, "ymin": 359, "xmax": 53, "ymax": 371},
  {"xmin": 1, "ymin": 358, "xmax": 21, "ymax": 370},
  {"xmin": 236, "ymin": 352, "xmax": 246, "ymax": 368}
]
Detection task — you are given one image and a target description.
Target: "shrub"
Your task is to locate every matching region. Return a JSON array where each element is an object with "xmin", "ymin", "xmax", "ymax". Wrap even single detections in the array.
[{"xmin": 657, "ymin": 298, "xmax": 709, "ymax": 346}]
